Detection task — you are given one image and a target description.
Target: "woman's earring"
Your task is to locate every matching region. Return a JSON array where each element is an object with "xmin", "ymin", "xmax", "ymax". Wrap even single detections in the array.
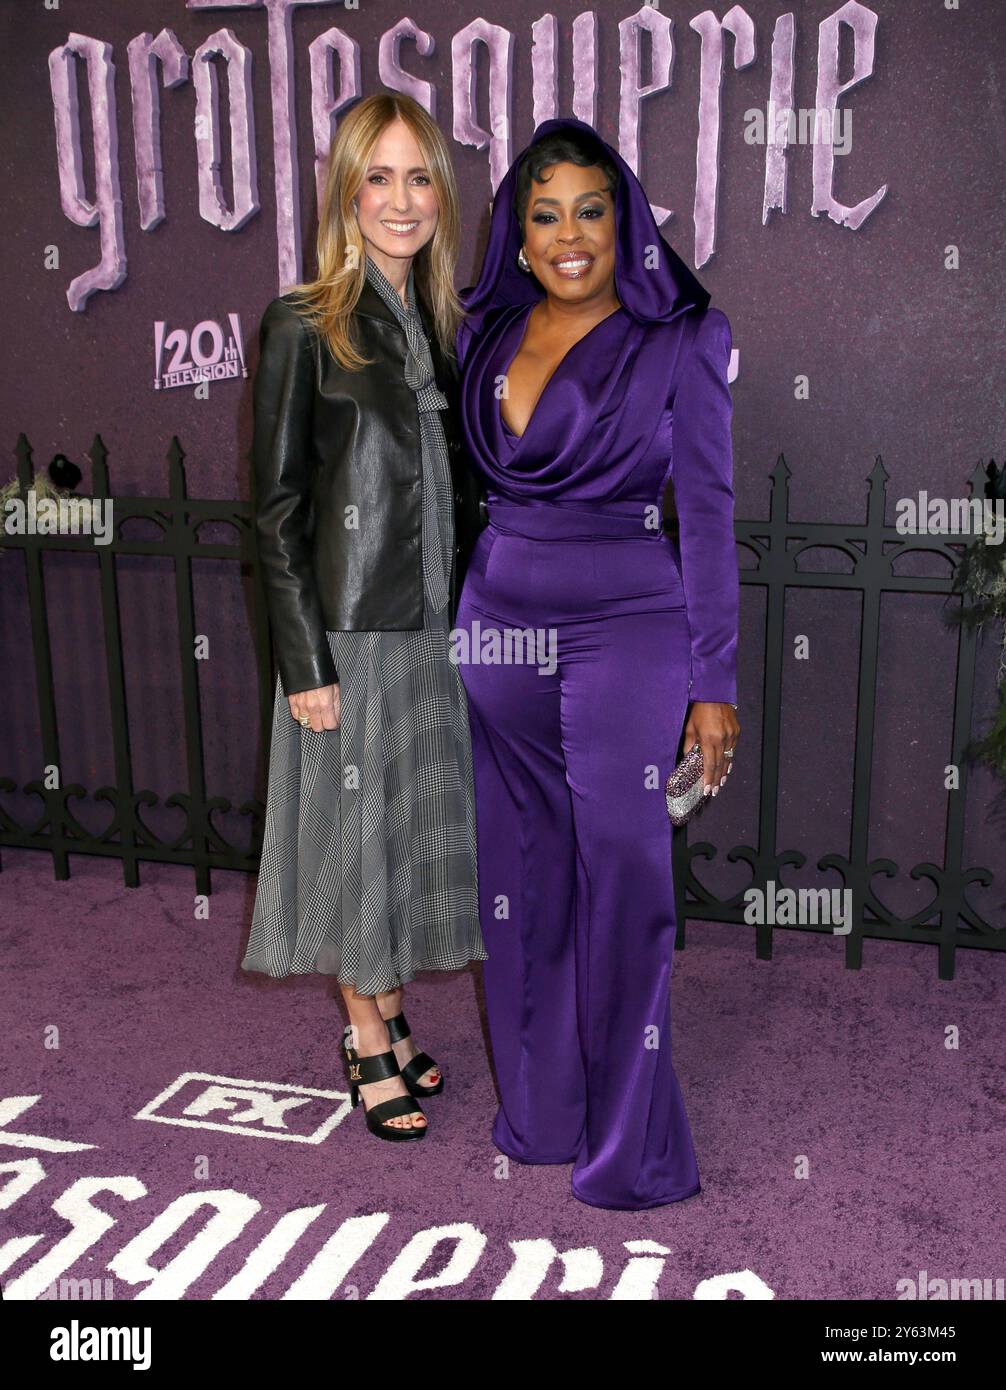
[{"xmin": 517, "ymin": 246, "xmax": 531, "ymax": 273}]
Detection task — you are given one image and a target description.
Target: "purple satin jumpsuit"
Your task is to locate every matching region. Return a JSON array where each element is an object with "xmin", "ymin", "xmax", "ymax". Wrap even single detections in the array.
[{"xmin": 455, "ymin": 296, "xmax": 738, "ymax": 1210}]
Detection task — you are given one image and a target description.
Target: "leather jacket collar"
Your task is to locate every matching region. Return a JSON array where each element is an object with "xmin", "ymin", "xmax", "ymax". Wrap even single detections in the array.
[{"xmin": 354, "ymin": 274, "xmax": 437, "ymax": 343}]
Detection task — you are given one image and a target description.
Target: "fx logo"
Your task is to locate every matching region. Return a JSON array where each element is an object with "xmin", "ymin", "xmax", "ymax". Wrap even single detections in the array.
[{"xmin": 135, "ymin": 1073, "xmax": 352, "ymax": 1143}]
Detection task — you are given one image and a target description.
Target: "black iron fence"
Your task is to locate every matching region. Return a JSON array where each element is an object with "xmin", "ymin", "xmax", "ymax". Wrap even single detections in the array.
[
  {"xmin": 1, "ymin": 435, "xmax": 1000, "ymax": 979},
  {"xmin": 0, "ymin": 433, "xmax": 273, "ymax": 892},
  {"xmin": 671, "ymin": 454, "xmax": 1000, "ymax": 981}
]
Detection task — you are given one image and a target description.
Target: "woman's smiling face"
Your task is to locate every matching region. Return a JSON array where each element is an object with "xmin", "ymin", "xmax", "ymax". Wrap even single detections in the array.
[
  {"xmin": 355, "ymin": 117, "xmax": 439, "ymax": 276},
  {"xmin": 521, "ymin": 160, "xmax": 617, "ymax": 304}
]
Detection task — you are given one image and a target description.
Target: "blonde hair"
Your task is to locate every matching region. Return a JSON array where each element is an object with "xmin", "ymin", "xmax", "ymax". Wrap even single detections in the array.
[{"xmin": 286, "ymin": 92, "xmax": 463, "ymax": 370}]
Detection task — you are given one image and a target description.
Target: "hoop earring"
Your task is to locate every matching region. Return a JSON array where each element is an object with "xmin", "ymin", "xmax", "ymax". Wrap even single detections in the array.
[{"xmin": 517, "ymin": 246, "xmax": 531, "ymax": 273}]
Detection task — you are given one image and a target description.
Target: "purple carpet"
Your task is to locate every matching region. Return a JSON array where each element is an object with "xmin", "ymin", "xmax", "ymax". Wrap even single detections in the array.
[{"xmin": 2, "ymin": 848, "xmax": 1002, "ymax": 1301}]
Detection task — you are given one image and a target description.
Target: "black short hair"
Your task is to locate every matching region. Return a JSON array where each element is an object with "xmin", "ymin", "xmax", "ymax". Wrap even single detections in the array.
[{"xmin": 514, "ymin": 128, "xmax": 619, "ymax": 229}]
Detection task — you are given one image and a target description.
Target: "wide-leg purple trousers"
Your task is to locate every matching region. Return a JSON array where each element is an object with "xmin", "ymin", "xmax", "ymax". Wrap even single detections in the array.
[{"xmin": 456, "ymin": 498, "xmax": 701, "ymax": 1210}]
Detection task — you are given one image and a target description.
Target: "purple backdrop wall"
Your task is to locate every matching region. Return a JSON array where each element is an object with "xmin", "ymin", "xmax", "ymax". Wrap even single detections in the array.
[{"xmin": 1, "ymin": 0, "xmax": 1003, "ymax": 926}]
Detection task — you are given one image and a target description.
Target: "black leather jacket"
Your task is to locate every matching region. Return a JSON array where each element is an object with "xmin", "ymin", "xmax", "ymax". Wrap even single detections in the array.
[{"xmin": 251, "ymin": 280, "xmax": 488, "ymax": 696}]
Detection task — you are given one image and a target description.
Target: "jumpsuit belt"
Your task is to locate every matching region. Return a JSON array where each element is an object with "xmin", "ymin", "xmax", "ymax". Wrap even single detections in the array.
[
  {"xmin": 469, "ymin": 498, "xmax": 687, "ymax": 623},
  {"xmin": 485, "ymin": 499, "xmax": 664, "ymax": 543}
]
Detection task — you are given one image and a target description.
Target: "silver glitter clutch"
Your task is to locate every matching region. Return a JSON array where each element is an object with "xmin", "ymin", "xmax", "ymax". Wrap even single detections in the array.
[{"xmin": 665, "ymin": 742, "xmax": 708, "ymax": 826}]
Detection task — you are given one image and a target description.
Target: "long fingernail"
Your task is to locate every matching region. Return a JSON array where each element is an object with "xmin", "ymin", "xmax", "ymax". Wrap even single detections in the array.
[{"xmin": 711, "ymin": 786, "xmax": 719, "ymax": 796}]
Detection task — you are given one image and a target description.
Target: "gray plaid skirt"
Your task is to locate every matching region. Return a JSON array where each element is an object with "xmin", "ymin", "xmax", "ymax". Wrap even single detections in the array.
[{"xmin": 242, "ymin": 616, "xmax": 486, "ymax": 994}]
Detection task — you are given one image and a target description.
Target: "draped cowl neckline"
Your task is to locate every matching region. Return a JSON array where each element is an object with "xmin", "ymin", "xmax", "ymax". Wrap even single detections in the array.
[
  {"xmin": 497, "ymin": 300, "xmax": 625, "ymax": 442},
  {"xmin": 460, "ymin": 298, "xmax": 696, "ymax": 503}
]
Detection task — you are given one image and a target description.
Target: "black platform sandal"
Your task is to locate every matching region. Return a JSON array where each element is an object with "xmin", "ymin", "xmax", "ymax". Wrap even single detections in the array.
[
  {"xmin": 344, "ymin": 1044, "xmax": 427, "ymax": 1141},
  {"xmin": 385, "ymin": 1010, "xmax": 445, "ymax": 1098}
]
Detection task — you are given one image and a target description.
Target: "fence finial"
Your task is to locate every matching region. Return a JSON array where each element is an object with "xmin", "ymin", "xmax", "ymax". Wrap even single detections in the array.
[
  {"xmin": 89, "ymin": 434, "xmax": 109, "ymax": 496},
  {"xmin": 167, "ymin": 436, "xmax": 187, "ymax": 500},
  {"xmin": 14, "ymin": 432, "xmax": 33, "ymax": 493},
  {"xmin": 867, "ymin": 456, "xmax": 888, "ymax": 526},
  {"xmin": 769, "ymin": 453, "xmax": 791, "ymax": 522}
]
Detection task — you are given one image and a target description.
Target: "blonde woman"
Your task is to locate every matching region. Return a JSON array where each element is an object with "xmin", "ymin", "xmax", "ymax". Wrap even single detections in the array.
[{"xmin": 242, "ymin": 93, "xmax": 488, "ymax": 1142}]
